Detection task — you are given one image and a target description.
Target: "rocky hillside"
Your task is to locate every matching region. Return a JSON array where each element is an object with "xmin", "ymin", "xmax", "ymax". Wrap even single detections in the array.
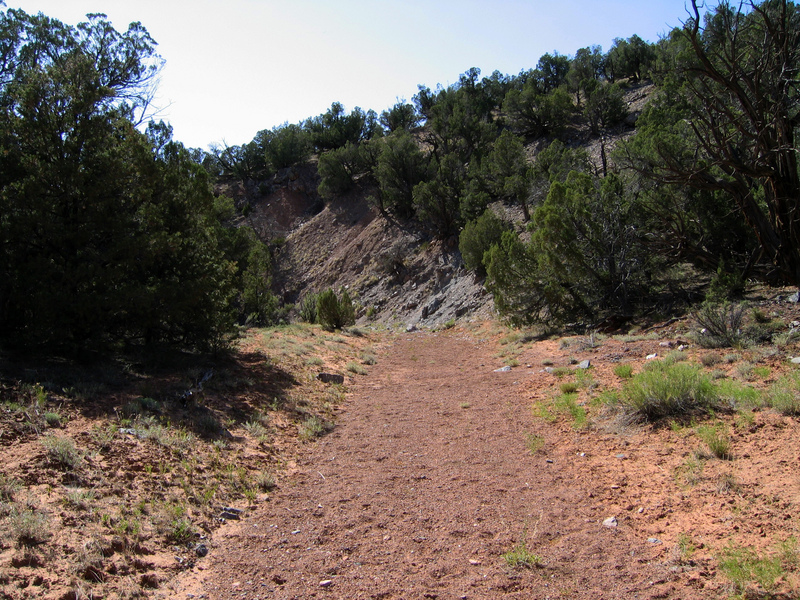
[
  {"xmin": 225, "ymin": 83, "xmax": 654, "ymax": 330},
  {"xmin": 270, "ymin": 184, "xmax": 496, "ymax": 330}
]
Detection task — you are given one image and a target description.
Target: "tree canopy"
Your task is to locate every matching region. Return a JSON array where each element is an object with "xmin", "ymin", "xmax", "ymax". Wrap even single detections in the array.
[
  {"xmin": 622, "ymin": 0, "xmax": 800, "ymax": 286},
  {"xmin": 0, "ymin": 7, "xmax": 272, "ymax": 352},
  {"xmin": 8, "ymin": 0, "xmax": 799, "ymax": 341}
]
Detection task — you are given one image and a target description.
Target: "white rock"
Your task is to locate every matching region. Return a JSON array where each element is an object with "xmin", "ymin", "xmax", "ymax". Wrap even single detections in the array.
[{"xmin": 603, "ymin": 516, "xmax": 618, "ymax": 528}]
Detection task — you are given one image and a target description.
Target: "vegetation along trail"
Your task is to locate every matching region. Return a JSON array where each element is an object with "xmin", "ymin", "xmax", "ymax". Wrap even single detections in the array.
[{"xmin": 174, "ymin": 328, "xmax": 713, "ymax": 600}]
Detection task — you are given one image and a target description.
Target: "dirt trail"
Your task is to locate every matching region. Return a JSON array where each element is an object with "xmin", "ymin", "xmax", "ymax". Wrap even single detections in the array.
[{"xmin": 171, "ymin": 329, "xmax": 702, "ymax": 600}]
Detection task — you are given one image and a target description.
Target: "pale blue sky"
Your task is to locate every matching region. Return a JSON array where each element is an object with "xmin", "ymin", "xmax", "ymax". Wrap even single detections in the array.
[{"xmin": 6, "ymin": 0, "xmax": 694, "ymax": 149}]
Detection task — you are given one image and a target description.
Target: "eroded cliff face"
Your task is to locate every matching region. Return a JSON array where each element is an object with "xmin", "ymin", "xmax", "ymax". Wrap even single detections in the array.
[{"xmin": 266, "ymin": 179, "xmax": 495, "ymax": 330}]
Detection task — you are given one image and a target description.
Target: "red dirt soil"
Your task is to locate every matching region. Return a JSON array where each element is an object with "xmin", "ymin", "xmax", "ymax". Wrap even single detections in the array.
[{"xmin": 169, "ymin": 324, "xmax": 800, "ymax": 600}]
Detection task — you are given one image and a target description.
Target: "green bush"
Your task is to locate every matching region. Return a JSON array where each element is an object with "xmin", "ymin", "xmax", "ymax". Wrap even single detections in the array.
[
  {"xmin": 316, "ymin": 289, "xmax": 356, "ymax": 331},
  {"xmin": 706, "ymin": 258, "xmax": 745, "ymax": 303},
  {"xmin": 317, "ymin": 142, "xmax": 376, "ymax": 198},
  {"xmin": 238, "ymin": 237, "xmax": 278, "ymax": 327},
  {"xmin": 766, "ymin": 372, "xmax": 800, "ymax": 415},
  {"xmin": 459, "ymin": 209, "xmax": 511, "ymax": 276},
  {"xmin": 0, "ymin": 11, "xmax": 242, "ymax": 355},
  {"xmin": 299, "ymin": 293, "xmax": 319, "ymax": 324},
  {"xmin": 613, "ymin": 363, "xmax": 634, "ymax": 379},
  {"xmin": 621, "ymin": 362, "xmax": 717, "ymax": 421},
  {"xmin": 693, "ymin": 301, "xmax": 747, "ymax": 348},
  {"xmin": 42, "ymin": 436, "xmax": 83, "ymax": 471},
  {"xmin": 262, "ymin": 123, "xmax": 311, "ymax": 171},
  {"xmin": 9, "ymin": 508, "xmax": 52, "ymax": 545}
]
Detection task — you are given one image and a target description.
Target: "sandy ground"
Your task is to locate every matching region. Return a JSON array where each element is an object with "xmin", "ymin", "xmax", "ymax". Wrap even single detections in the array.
[{"xmin": 168, "ymin": 324, "xmax": 800, "ymax": 599}]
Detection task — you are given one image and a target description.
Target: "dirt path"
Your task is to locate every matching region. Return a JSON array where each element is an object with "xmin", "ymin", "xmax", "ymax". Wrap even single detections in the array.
[{"xmin": 170, "ymin": 329, "xmax": 701, "ymax": 600}]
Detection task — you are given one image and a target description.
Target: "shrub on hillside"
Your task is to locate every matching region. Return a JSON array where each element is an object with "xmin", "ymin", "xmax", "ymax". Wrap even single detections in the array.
[
  {"xmin": 299, "ymin": 293, "xmax": 319, "ymax": 324},
  {"xmin": 459, "ymin": 209, "xmax": 511, "ymax": 276},
  {"xmin": 316, "ymin": 289, "xmax": 356, "ymax": 331}
]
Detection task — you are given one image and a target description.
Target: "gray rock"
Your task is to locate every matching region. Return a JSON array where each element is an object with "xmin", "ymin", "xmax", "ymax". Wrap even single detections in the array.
[
  {"xmin": 647, "ymin": 538, "xmax": 662, "ymax": 545},
  {"xmin": 577, "ymin": 360, "xmax": 591, "ymax": 369},
  {"xmin": 421, "ymin": 295, "xmax": 443, "ymax": 318},
  {"xmin": 195, "ymin": 543, "xmax": 208, "ymax": 557},
  {"xmin": 602, "ymin": 516, "xmax": 618, "ymax": 528},
  {"xmin": 789, "ymin": 291, "xmax": 800, "ymax": 303},
  {"xmin": 544, "ymin": 366, "xmax": 555, "ymax": 374},
  {"xmin": 317, "ymin": 373, "xmax": 345, "ymax": 385},
  {"xmin": 220, "ymin": 506, "xmax": 243, "ymax": 520},
  {"xmin": 646, "ymin": 353, "xmax": 658, "ymax": 360},
  {"xmin": 624, "ymin": 111, "xmax": 640, "ymax": 127},
  {"xmin": 406, "ymin": 323, "xmax": 417, "ymax": 332},
  {"xmin": 494, "ymin": 365, "xmax": 512, "ymax": 372},
  {"xmin": 791, "ymin": 357, "xmax": 800, "ymax": 365}
]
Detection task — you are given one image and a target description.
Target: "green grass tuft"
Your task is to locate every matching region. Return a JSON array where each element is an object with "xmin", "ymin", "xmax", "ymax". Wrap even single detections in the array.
[
  {"xmin": 502, "ymin": 539, "xmax": 542, "ymax": 569},
  {"xmin": 620, "ymin": 362, "xmax": 717, "ymax": 421},
  {"xmin": 613, "ymin": 363, "xmax": 633, "ymax": 379}
]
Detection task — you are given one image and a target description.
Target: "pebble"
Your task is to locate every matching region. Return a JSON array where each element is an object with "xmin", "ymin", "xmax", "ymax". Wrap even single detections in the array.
[
  {"xmin": 577, "ymin": 360, "xmax": 591, "ymax": 369},
  {"xmin": 648, "ymin": 537, "xmax": 662, "ymax": 544},
  {"xmin": 646, "ymin": 353, "xmax": 658, "ymax": 360},
  {"xmin": 494, "ymin": 365, "xmax": 512, "ymax": 372},
  {"xmin": 791, "ymin": 357, "xmax": 800, "ymax": 365},
  {"xmin": 469, "ymin": 559, "xmax": 481, "ymax": 565},
  {"xmin": 603, "ymin": 516, "xmax": 618, "ymax": 528},
  {"xmin": 320, "ymin": 579, "xmax": 333, "ymax": 587}
]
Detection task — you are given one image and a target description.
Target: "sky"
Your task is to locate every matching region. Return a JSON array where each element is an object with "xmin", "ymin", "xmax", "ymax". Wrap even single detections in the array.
[{"xmin": 5, "ymin": 0, "xmax": 695, "ymax": 149}]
